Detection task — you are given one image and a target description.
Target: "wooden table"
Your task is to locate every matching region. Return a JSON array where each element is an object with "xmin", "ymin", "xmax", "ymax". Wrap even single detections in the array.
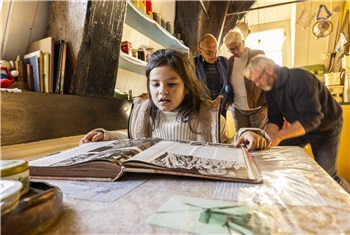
[
  {"xmin": 1, "ymin": 135, "xmax": 84, "ymax": 161},
  {"xmin": 2, "ymin": 141, "xmax": 350, "ymax": 234}
]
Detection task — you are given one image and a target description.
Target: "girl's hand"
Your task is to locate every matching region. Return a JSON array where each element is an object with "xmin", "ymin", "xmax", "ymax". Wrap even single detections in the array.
[{"xmin": 79, "ymin": 131, "xmax": 104, "ymax": 145}]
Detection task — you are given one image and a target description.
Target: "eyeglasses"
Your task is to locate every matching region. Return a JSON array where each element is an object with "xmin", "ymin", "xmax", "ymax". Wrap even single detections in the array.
[
  {"xmin": 256, "ymin": 69, "xmax": 266, "ymax": 82},
  {"xmin": 199, "ymin": 48, "xmax": 218, "ymax": 56},
  {"xmin": 228, "ymin": 44, "xmax": 241, "ymax": 52}
]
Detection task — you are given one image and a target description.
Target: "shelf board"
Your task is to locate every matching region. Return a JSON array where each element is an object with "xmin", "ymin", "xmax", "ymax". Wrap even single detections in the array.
[
  {"xmin": 125, "ymin": 1, "xmax": 188, "ymax": 52},
  {"xmin": 119, "ymin": 52, "xmax": 147, "ymax": 75}
]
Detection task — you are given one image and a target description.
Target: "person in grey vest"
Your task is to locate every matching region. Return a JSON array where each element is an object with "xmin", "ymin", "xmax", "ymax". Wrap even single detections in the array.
[{"xmin": 223, "ymin": 29, "xmax": 267, "ymax": 131}]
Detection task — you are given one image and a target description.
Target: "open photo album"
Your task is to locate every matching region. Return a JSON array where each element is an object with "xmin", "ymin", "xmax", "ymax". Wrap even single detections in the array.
[{"xmin": 29, "ymin": 138, "xmax": 262, "ymax": 183}]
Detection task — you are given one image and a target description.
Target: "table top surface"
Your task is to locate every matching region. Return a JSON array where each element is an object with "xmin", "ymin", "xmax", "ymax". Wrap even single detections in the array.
[{"xmin": 27, "ymin": 145, "xmax": 349, "ymax": 235}]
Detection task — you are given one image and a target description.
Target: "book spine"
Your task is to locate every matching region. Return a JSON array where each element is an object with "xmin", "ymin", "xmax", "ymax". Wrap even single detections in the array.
[
  {"xmin": 43, "ymin": 52, "xmax": 50, "ymax": 93},
  {"xmin": 15, "ymin": 55, "xmax": 26, "ymax": 83},
  {"xmin": 38, "ymin": 51, "xmax": 44, "ymax": 92},
  {"xmin": 26, "ymin": 64, "xmax": 34, "ymax": 91},
  {"xmin": 23, "ymin": 53, "xmax": 40, "ymax": 92},
  {"xmin": 54, "ymin": 40, "xmax": 63, "ymax": 93},
  {"xmin": 59, "ymin": 43, "xmax": 67, "ymax": 94}
]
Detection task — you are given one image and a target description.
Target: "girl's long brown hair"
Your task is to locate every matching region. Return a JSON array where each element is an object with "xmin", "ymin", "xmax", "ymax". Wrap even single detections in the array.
[{"xmin": 145, "ymin": 48, "xmax": 210, "ymax": 133}]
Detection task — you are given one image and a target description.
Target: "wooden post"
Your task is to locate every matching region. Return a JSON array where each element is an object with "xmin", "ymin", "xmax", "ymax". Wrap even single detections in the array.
[
  {"xmin": 174, "ymin": 1, "xmax": 255, "ymax": 55},
  {"xmin": 47, "ymin": 0, "xmax": 127, "ymax": 98}
]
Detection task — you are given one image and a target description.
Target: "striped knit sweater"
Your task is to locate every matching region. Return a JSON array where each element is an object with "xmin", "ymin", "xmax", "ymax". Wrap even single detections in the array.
[{"xmin": 127, "ymin": 97, "xmax": 228, "ymax": 143}]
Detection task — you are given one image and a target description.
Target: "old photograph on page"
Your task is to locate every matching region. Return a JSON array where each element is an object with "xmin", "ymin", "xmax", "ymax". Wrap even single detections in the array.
[
  {"xmin": 29, "ymin": 138, "xmax": 159, "ymax": 181},
  {"xmin": 124, "ymin": 140, "xmax": 261, "ymax": 182},
  {"xmin": 148, "ymin": 195, "xmax": 283, "ymax": 234}
]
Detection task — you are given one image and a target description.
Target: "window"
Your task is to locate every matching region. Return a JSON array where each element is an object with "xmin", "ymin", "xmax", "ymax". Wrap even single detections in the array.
[
  {"xmin": 243, "ymin": 20, "xmax": 292, "ymax": 67},
  {"xmin": 245, "ymin": 28, "xmax": 285, "ymax": 66}
]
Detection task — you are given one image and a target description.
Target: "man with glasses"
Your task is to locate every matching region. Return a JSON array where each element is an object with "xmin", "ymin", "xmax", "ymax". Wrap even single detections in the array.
[
  {"xmin": 243, "ymin": 54, "xmax": 350, "ymax": 193},
  {"xmin": 194, "ymin": 34, "xmax": 233, "ymax": 118},
  {"xmin": 223, "ymin": 29, "xmax": 268, "ymax": 132}
]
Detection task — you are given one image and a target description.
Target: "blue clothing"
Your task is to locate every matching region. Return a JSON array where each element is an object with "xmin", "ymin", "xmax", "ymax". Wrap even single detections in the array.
[
  {"xmin": 266, "ymin": 66, "xmax": 349, "ymax": 193},
  {"xmin": 203, "ymin": 63, "xmax": 222, "ymax": 100},
  {"xmin": 194, "ymin": 55, "xmax": 233, "ymax": 117}
]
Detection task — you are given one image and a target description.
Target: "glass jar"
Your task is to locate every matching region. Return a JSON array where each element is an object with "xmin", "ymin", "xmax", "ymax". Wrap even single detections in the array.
[
  {"xmin": 166, "ymin": 21, "xmax": 173, "ymax": 34},
  {"xmin": 145, "ymin": 48, "xmax": 154, "ymax": 62},
  {"xmin": 161, "ymin": 18, "xmax": 166, "ymax": 28},
  {"xmin": 137, "ymin": 48, "xmax": 145, "ymax": 61},
  {"xmin": 1, "ymin": 160, "xmax": 30, "ymax": 195},
  {"xmin": 132, "ymin": 49, "xmax": 138, "ymax": 59}
]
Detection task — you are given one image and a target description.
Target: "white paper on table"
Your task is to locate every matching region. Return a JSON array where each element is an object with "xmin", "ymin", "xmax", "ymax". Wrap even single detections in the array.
[{"xmin": 32, "ymin": 174, "xmax": 147, "ymax": 202}]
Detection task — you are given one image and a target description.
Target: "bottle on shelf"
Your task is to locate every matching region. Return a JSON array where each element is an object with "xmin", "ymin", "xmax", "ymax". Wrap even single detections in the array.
[
  {"xmin": 166, "ymin": 21, "xmax": 173, "ymax": 34},
  {"xmin": 128, "ymin": 90, "xmax": 133, "ymax": 101},
  {"xmin": 132, "ymin": 0, "xmax": 140, "ymax": 8},
  {"xmin": 145, "ymin": 48, "xmax": 154, "ymax": 62},
  {"xmin": 139, "ymin": 0, "xmax": 146, "ymax": 13},
  {"xmin": 152, "ymin": 12, "xmax": 157, "ymax": 21},
  {"xmin": 137, "ymin": 48, "xmax": 145, "ymax": 61},
  {"xmin": 146, "ymin": 0, "xmax": 152, "ymax": 18},
  {"xmin": 161, "ymin": 18, "xmax": 166, "ymax": 28},
  {"xmin": 132, "ymin": 49, "xmax": 138, "ymax": 59}
]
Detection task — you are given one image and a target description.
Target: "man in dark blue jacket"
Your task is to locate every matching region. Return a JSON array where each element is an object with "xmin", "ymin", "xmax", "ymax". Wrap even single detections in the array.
[
  {"xmin": 244, "ymin": 54, "xmax": 350, "ymax": 193},
  {"xmin": 194, "ymin": 34, "xmax": 233, "ymax": 118}
]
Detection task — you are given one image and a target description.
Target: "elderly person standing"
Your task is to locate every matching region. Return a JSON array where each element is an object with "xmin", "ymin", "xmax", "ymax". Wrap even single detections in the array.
[
  {"xmin": 194, "ymin": 34, "xmax": 233, "ymax": 118},
  {"xmin": 243, "ymin": 54, "xmax": 350, "ymax": 193},
  {"xmin": 223, "ymin": 29, "xmax": 267, "ymax": 131}
]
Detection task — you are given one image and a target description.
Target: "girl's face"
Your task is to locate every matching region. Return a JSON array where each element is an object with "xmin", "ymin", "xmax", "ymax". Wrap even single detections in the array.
[{"xmin": 149, "ymin": 65, "xmax": 187, "ymax": 112}]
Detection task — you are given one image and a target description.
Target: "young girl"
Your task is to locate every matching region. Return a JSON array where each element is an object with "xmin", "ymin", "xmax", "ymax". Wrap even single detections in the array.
[{"xmin": 80, "ymin": 48, "xmax": 269, "ymax": 150}]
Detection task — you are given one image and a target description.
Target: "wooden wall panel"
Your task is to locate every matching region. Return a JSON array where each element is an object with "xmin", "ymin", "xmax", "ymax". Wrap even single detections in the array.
[{"xmin": 1, "ymin": 92, "xmax": 131, "ymax": 146}]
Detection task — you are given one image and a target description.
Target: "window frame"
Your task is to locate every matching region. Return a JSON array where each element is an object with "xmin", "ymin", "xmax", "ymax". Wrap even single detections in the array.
[{"xmin": 246, "ymin": 20, "xmax": 292, "ymax": 67}]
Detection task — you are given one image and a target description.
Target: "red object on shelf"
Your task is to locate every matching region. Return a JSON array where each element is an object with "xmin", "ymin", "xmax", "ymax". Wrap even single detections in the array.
[
  {"xmin": 0, "ymin": 67, "xmax": 15, "ymax": 88},
  {"xmin": 146, "ymin": 0, "xmax": 152, "ymax": 15},
  {"xmin": 121, "ymin": 41, "xmax": 133, "ymax": 56}
]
